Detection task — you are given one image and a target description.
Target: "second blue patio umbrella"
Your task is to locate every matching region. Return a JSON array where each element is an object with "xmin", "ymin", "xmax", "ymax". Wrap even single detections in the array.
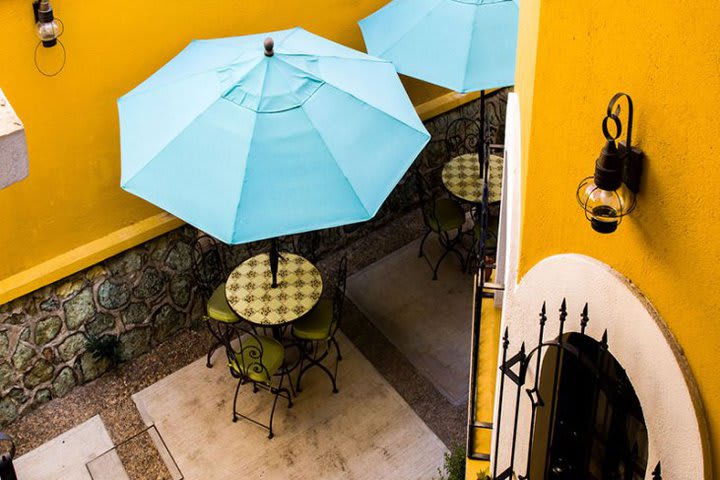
[
  {"xmin": 359, "ymin": 0, "xmax": 519, "ymax": 93},
  {"xmin": 118, "ymin": 28, "xmax": 430, "ymax": 249}
]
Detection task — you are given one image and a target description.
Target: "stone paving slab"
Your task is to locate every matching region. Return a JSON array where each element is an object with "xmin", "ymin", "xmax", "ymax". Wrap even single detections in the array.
[{"xmin": 14, "ymin": 415, "xmax": 129, "ymax": 480}]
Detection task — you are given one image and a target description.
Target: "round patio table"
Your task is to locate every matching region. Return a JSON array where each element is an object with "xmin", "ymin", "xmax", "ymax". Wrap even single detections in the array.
[
  {"xmin": 225, "ymin": 252, "xmax": 323, "ymax": 328},
  {"xmin": 441, "ymin": 153, "xmax": 504, "ymax": 204}
]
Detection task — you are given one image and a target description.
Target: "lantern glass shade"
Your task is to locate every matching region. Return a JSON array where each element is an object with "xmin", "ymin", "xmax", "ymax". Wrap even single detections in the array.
[
  {"xmin": 36, "ymin": 20, "xmax": 59, "ymax": 43},
  {"xmin": 577, "ymin": 177, "xmax": 637, "ymax": 233}
]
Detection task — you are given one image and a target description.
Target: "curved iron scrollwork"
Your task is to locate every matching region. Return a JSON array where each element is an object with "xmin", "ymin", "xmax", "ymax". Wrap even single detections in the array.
[
  {"xmin": 445, "ymin": 117, "xmax": 482, "ymax": 159},
  {"xmin": 602, "ymin": 92, "xmax": 634, "ymax": 149}
]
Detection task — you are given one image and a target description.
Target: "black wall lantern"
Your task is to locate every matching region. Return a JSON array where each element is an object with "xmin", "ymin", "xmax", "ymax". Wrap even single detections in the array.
[
  {"xmin": 33, "ymin": 0, "xmax": 60, "ymax": 47},
  {"xmin": 576, "ymin": 93, "xmax": 644, "ymax": 233},
  {"xmin": 32, "ymin": 0, "xmax": 66, "ymax": 76}
]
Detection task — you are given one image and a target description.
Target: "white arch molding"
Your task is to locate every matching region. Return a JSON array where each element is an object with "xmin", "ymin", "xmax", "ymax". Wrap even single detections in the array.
[{"xmin": 490, "ymin": 94, "xmax": 711, "ymax": 478}]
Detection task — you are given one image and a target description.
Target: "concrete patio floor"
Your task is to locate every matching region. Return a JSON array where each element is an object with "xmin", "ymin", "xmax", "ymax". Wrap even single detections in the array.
[
  {"xmin": 133, "ymin": 333, "xmax": 446, "ymax": 480},
  {"xmin": 347, "ymin": 237, "xmax": 472, "ymax": 406}
]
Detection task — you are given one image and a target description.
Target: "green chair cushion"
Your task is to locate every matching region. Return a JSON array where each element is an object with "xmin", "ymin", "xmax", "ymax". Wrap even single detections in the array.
[
  {"xmin": 229, "ymin": 335, "xmax": 284, "ymax": 383},
  {"xmin": 425, "ymin": 198, "xmax": 465, "ymax": 232},
  {"xmin": 292, "ymin": 299, "xmax": 334, "ymax": 341},
  {"xmin": 207, "ymin": 283, "xmax": 240, "ymax": 323}
]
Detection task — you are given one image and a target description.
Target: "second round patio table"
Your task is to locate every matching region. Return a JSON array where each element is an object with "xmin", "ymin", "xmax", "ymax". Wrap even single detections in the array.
[
  {"xmin": 442, "ymin": 153, "xmax": 504, "ymax": 204},
  {"xmin": 225, "ymin": 252, "xmax": 323, "ymax": 333}
]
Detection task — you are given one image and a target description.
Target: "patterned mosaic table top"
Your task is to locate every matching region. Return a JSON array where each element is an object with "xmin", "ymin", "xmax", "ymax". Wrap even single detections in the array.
[
  {"xmin": 226, "ymin": 253, "xmax": 323, "ymax": 326},
  {"xmin": 441, "ymin": 153, "xmax": 504, "ymax": 204}
]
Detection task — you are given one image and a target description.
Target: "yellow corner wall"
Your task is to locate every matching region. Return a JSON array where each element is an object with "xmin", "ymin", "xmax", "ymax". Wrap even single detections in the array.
[
  {"xmin": 0, "ymin": 0, "xmax": 449, "ymax": 301},
  {"xmin": 517, "ymin": 0, "xmax": 719, "ymax": 476}
]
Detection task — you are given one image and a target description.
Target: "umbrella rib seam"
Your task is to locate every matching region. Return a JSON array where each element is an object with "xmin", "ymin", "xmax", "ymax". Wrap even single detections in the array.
[
  {"xmin": 229, "ymin": 63, "xmax": 268, "ymax": 242},
  {"xmin": 461, "ymin": 1, "xmax": 482, "ymax": 92},
  {"xmin": 278, "ymin": 51, "xmax": 388, "ymax": 65},
  {"xmin": 322, "ymin": 83, "xmax": 430, "ymax": 137},
  {"xmin": 297, "ymin": 104, "xmax": 372, "ymax": 218},
  {"xmin": 367, "ymin": 0, "xmax": 445, "ymax": 60},
  {"xmin": 121, "ymin": 58, "xmax": 261, "ymax": 100},
  {"xmin": 120, "ymin": 99, "xmax": 225, "ymax": 188},
  {"xmin": 229, "ymin": 111, "xmax": 261, "ymax": 243},
  {"xmin": 280, "ymin": 27, "xmax": 389, "ymax": 64}
]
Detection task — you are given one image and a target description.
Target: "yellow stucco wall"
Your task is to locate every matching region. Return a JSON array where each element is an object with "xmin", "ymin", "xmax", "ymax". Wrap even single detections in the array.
[
  {"xmin": 0, "ymin": 0, "xmax": 449, "ymax": 301},
  {"xmin": 517, "ymin": 0, "xmax": 719, "ymax": 477}
]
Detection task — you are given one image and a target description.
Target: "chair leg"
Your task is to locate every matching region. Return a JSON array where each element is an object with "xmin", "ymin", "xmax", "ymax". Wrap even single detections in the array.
[
  {"xmin": 331, "ymin": 337, "xmax": 342, "ymax": 362},
  {"xmin": 286, "ymin": 369, "xmax": 297, "ymax": 399},
  {"xmin": 266, "ymin": 381, "xmax": 283, "ymax": 440},
  {"xmin": 205, "ymin": 319, "xmax": 237, "ymax": 368},
  {"xmin": 231, "ymin": 379, "xmax": 242, "ymax": 423},
  {"xmin": 206, "ymin": 340, "xmax": 220, "ymax": 368},
  {"xmin": 418, "ymin": 229, "xmax": 431, "ymax": 259},
  {"xmin": 296, "ymin": 340, "xmax": 338, "ymax": 394},
  {"xmin": 331, "ymin": 339, "xmax": 341, "ymax": 390},
  {"xmin": 295, "ymin": 341, "xmax": 309, "ymax": 393},
  {"xmin": 432, "ymin": 247, "xmax": 452, "ymax": 280}
]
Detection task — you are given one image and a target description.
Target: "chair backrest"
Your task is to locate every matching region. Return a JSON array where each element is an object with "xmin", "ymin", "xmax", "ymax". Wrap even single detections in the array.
[
  {"xmin": 413, "ymin": 169, "xmax": 441, "ymax": 230},
  {"xmin": 192, "ymin": 233, "xmax": 229, "ymax": 301},
  {"xmin": 220, "ymin": 321, "xmax": 271, "ymax": 382},
  {"xmin": 331, "ymin": 254, "xmax": 348, "ymax": 334},
  {"xmin": 445, "ymin": 117, "xmax": 482, "ymax": 159}
]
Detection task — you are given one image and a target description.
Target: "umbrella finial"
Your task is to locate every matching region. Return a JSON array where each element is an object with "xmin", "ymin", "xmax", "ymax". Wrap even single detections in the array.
[{"xmin": 264, "ymin": 37, "xmax": 275, "ymax": 57}]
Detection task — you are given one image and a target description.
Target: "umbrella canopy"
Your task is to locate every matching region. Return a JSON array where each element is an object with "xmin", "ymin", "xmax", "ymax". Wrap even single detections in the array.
[
  {"xmin": 118, "ymin": 27, "xmax": 430, "ymax": 244},
  {"xmin": 359, "ymin": 0, "xmax": 519, "ymax": 93}
]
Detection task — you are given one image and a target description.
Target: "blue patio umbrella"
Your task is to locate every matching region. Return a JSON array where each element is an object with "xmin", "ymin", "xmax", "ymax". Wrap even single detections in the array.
[
  {"xmin": 118, "ymin": 28, "xmax": 430, "ymax": 250},
  {"xmin": 359, "ymin": 0, "xmax": 519, "ymax": 93}
]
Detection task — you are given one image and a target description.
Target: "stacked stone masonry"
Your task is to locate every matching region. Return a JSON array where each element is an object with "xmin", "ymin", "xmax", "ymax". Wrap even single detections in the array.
[{"xmin": 0, "ymin": 92, "xmax": 508, "ymax": 426}]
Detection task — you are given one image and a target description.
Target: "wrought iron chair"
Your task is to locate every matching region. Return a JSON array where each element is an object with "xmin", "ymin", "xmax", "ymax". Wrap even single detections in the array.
[
  {"xmin": 192, "ymin": 233, "xmax": 241, "ymax": 368},
  {"xmin": 415, "ymin": 169, "xmax": 466, "ymax": 280},
  {"xmin": 219, "ymin": 321, "xmax": 293, "ymax": 439},
  {"xmin": 291, "ymin": 254, "xmax": 347, "ymax": 394}
]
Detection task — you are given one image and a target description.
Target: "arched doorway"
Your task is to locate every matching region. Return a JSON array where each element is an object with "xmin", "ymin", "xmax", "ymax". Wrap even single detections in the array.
[{"xmin": 530, "ymin": 332, "xmax": 648, "ymax": 479}]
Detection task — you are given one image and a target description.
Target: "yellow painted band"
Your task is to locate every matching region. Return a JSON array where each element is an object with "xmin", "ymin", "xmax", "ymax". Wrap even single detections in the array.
[{"xmin": 0, "ymin": 212, "xmax": 183, "ymax": 305}]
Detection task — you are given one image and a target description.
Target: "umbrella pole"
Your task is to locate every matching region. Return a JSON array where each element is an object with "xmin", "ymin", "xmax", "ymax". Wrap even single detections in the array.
[
  {"xmin": 479, "ymin": 89, "xmax": 486, "ymax": 178},
  {"xmin": 270, "ymin": 238, "xmax": 279, "ymax": 288}
]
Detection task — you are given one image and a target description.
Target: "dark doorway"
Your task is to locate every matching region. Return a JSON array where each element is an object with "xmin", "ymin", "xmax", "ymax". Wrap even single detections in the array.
[{"xmin": 532, "ymin": 333, "xmax": 648, "ymax": 479}]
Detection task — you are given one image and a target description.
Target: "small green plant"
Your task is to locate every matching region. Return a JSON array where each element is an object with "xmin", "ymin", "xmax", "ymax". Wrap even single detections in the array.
[
  {"xmin": 437, "ymin": 443, "xmax": 466, "ymax": 480},
  {"xmin": 477, "ymin": 468, "xmax": 491, "ymax": 480},
  {"xmin": 85, "ymin": 334, "xmax": 121, "ymax": 367}
]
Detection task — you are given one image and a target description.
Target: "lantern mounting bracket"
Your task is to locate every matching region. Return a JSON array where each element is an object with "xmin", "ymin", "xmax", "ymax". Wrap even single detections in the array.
[{"xmin": 603, "ymin": 93, "xmax": 644, "ymax": 194}]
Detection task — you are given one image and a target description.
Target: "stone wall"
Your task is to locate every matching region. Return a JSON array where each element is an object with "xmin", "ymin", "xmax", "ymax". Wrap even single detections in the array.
[{"xmin": 0, "ymin": 91, "xmax": 508, "ymax": 427}]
